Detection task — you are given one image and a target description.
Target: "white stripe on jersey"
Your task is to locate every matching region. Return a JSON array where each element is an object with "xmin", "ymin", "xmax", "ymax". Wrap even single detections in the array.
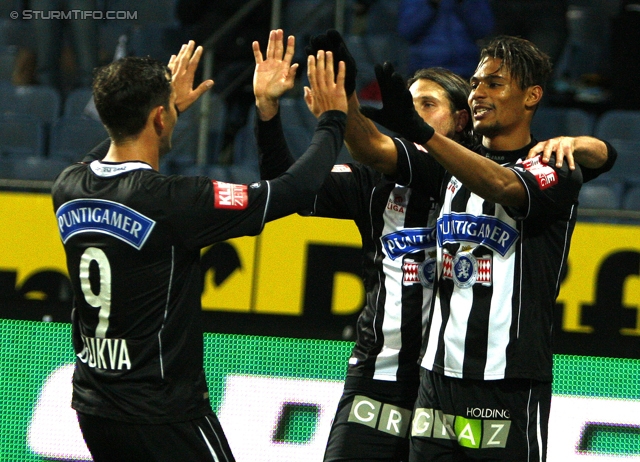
[
  {"xmin": 442, "ymin": 193, "xmax": 482, "ymax": 376},
  {"xmin": 198, "ymin": 425, "xmax": 220, "ymax": 462},
  {"xmin": 374, "ymin": 186, "xmax": 412, "ymax": 379},
  {"xmin": 485, "ymin": 237, "xmax": 514, "ymax": 378}
]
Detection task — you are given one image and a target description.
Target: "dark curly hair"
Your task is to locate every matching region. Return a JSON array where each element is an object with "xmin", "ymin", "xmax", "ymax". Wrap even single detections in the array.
[
  {"xmin": 93, "ymin": 57, "xmax": 172, "ymax": 143},
  {"xmin": 478, "ymin": 35, "xmax": 553, "ymax": 93}
]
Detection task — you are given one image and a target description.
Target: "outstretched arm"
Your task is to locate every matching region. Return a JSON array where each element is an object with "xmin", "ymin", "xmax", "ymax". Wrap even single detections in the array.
[
  {"xmin": 361, "ymin": 62, "xmax": 526, "ymax": 206},
  {"xmin": 265, "ymin": 51, "xmax": 349, "ymax": 221},
  {"xmin": 253, "ymin": 29, "xmax": 299, "ymax": 180},
  {"xmin": 303, "ymin": 29, "xmax": 398, "ymax": 174},
  {"xmin": 526, "ymin": 136, "xmax": 616, "ymax": 182}
]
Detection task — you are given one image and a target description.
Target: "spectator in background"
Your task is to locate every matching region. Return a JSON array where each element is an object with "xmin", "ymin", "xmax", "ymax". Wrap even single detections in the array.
[
  {"xmin": 30, "ymin": 0, "xmax": 99, "ymax": 90},
  {"xmin": 397, "ymin": 0, "xmax": 494, "ymax": 80}
]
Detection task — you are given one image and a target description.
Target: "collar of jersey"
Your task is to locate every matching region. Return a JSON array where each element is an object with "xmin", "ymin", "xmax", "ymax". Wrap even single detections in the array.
[
  {"xmin": 480, "ymin": 138, "xmax": 538, "ymax": 165},
  {"xmin": 90, "ymin": 160, "xmax": 154, "ymax": 177}
]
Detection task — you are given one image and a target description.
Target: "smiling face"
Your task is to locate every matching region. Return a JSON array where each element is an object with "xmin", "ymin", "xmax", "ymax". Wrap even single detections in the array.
[
  {"xmin": 409, "ymin": 78, "xmax": 466, "ymax": 141},
  {"xmin": 469, "ymin": 56, "xmax": 541, "ymax": 149}
]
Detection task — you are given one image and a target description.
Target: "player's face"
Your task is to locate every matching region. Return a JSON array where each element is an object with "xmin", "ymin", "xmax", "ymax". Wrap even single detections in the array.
[
  {"xmin": 159, "ymin": 87, "xmax": 178, "ymax": 156},
  {"xmin": 409, "ymin": 78, "xmax": 461, "ymax": 140},
  {"xmin": 469, "ymin": 57, "xmax": 530, "ymax": 139}
]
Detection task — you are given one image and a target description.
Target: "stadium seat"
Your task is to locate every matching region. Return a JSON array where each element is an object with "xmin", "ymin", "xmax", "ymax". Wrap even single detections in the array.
[
  {"xmin": 0, "ymin": 114, "xmax": 46, "ymax": 158},
  {"xmin": 531, "ymin": 107, "xmax": 596, "ymax": 140},
  {"xmin": 622, "ymin": 184, "xmax": 640, "ymax": 211},
  {"xmin": 578, "ymin": 180, "xmax": 624, "ymax": 210},
  {"xmin": 0, "ymin": 84, "xmax": 61, "ymax": 126},
  {"xmin": 232, "ymin": 124, "xmax": 259, "ymax": 171},
  {"xmin": 49, "ymin": 117, "xmax": 109, "ymax": 163},
  {"xmin": 63, "ymin": 87, "xmax": 94, "ymax": 117},
  {"xmin": 593, "ymin": 110, "xmax": 640, "ymax": 142},
  {"xmin": 166, "ymin": 93, "xmax": 228, "ymax": 166},
  {"xmin": 11, "ymin": 156, "xmax": 69, "ymax": 181},
  {"xmin": 607, "ymin": 139, "xmax": 640, "ymax": 183}
]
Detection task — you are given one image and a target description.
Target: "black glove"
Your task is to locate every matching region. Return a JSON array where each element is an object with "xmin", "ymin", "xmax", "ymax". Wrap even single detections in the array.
[
  {"xmin": 360, "ymin": 62, "xmax": 435, "ymax": 144},
  {"xmin": 305, "ymin": 29, "xmax": 357, "ymax": 97}
]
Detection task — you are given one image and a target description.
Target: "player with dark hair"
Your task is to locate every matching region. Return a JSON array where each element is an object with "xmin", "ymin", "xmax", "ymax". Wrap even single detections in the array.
[
  {"xmin": 254, "ymin": 29, "xmax": 474, "ymax": 462},
  {"xmin": 51, "ymin": 38, "xmax": 348, "ymax": 462},
  {"xmin": 357, "ymin": 35, "xmax": 616, "ymax": 460}
]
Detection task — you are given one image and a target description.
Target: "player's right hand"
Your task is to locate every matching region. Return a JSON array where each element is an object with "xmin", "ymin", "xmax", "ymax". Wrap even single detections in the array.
[{"xmin": 304, "ymin": 51, "xmax": 348, "ymax": 117}]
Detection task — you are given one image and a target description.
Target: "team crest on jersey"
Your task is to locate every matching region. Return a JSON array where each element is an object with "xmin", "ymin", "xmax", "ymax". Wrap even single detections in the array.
[
  {"xmin": 56, "ymin": 199, "xmax": 156, "ymax": 249},
  {"xmin": 418, "ymin": 254, "xmax": 437, "ymax": 288},
  {"xmin": 438, "ymin": 213, "xmax": 518, "ymax": 257},
  {"xmin": 442, "ymin": 247, "xmax": 492, "ymax": 288},
  {"xmin": 517, "ymin": 155, "xmax": 558, "ymax": 190},
  {"xmin": 404, "ymin": 253, "xmax": 437, "ymax": 287},
  {"xmin": 381, "ymin": 227, "xmax": 437, "ymax": 261},
  {"xmin": 213, "ymin": 181, "xmax": 248, "ymax": 209}
]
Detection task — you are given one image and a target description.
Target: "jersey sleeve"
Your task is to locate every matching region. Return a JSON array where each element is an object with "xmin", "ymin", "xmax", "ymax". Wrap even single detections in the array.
[
  {"xmin": 162, "ymin": 174, "xmax": 270, "ymax": 250},
  {"xmin": 392, "ymin": 137, "xmax": 445, "ymax": 201},
  {"xmin": 581, "ymin": 139, "xmax": 618, "ymax": 183},
  {"xmin": 507, "ymin": 154, "xmax": 583, "ymax": 221}
]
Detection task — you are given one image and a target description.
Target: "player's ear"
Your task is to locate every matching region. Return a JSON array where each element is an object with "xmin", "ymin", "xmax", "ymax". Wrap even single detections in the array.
[
  {"xmin": 525, "ymin": 85, "xmax": 543, "ymax": 109},
  {"xmin": 455, "ymin": 109, "xmax": 469, "ymax": 133},
  {"xmin": 152, "ymin": 106, "xmax": 165, "ymax": 134}
]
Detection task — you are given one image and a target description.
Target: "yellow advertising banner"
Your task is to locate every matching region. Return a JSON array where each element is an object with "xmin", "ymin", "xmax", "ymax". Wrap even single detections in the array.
[{"xmin": 1, "ymin": 192, "xmax": 638, "ymax": 347}]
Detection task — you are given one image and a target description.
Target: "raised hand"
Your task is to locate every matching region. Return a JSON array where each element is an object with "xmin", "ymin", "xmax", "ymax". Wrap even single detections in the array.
[
  {"xmin": 168, "ymin": 40, "xmax": 214, "ymax": 113},
  {"xmin": 359, "ymin": 62, "xmax": 435, "ymax": 144},
  {"xmin": 305, "ymin": 50, "xmax": 348, "ymax": 117},
  {"xmin": 252, "ymin": 29, "xmax": 299, "ymax": 120},
  {"xmin": 305, "ymin": 29, "xmax": 357, "ymax": 97}
]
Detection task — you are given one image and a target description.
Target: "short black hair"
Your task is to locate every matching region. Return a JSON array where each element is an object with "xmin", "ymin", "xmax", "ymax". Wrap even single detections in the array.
[
  {"xmin": 408, "ymin": 67, "xmax": 477, "ymax": 148},
  {"xmin": 93, "ymin": 57, "xmax": 172, "ymax": 143},
  {"xmin": 478, "ymin": 35, "xmax": 553, "ymax": 92}
]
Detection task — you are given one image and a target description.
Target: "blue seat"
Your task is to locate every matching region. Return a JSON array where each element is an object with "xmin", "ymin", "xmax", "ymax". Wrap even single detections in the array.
[
  {"xmin": 11, "ymin": 156, "xmax": 70, "ymax": 181},
  {"xmin": 49, "ymin": 116, "xmax": 109, "ymax": 163},
  {"xmin": 0, "ymin": 114, "xmax": 46, "ymax": 158},
  {"xmin": 167, "ymin": 93, "xmax": 228, "ymax": 166},
  {"xmin": 606, "ymin": 139, "xmax": 640, "ymax": 184},
  {"xmin": 0, "ymin": 84, "xmax": 61, "ymax": 126},
  {"xmin": 578, "ymin": 180, "xmax": 624, "ymax": 210},
  {"xmin": 531, "ymin": 107, "xmax": 596, "ymax": 140},
  {"xmin": 622, "ymin": 184, "xmax": 640, "ymax": 211},
  {"xmin": 63, "ymin": 87, "xmax": 95, "ymax": 117},
  {"xmin": 232, "ymin": 124, "xmax": 259, "ymax": 170},
  {"xmin": 593, "ymin": 110, "xmax": 640, "ymax": 142}
]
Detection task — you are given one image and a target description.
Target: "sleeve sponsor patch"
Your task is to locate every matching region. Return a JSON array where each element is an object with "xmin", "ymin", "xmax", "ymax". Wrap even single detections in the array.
[
  {"xmin": 519, "ymin": 155, "xmax": 558, "ymax": 190},
  {"xmin": 212, "ymin": 181, "xmax": 248, "ymax": 210},
  {"xmin": 331, "ymin": 164, "xmax": 352, "ymax": 173}
]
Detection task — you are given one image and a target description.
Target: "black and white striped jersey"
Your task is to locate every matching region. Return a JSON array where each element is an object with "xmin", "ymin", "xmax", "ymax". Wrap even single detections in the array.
[
  {"xmin": 257, "ymin": 113, "xmax": 439, "ymax": 383},
  {"xmin": 311, "ymin": 163, "xmax": 439, "ymax": 382},
  {"xmin": 392, "ymin": 137, "xmax": 584, "ymax": 382}
]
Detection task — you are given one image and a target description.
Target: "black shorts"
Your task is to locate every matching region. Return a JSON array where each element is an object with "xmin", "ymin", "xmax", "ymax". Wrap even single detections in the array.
[
  {"xmin": 77, "ymin": 411, "xmax": 235, "ymax": 462},
  {"xmin": 409, "ymin": 369, "xmax": 551, "ymax": 462},
  {"xmin": 323, "ymin": 375, "xmax": 420, "ymax": 462}
]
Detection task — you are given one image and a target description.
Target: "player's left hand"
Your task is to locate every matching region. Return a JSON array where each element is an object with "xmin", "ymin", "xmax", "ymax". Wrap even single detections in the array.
[
  {"xmin": 168, "ymin": 40, "xmax": 214, "ymax": 113},
  {"xmin": 360, "ymin": 62, "xmax": 435, "ymax": 144},
  {"xmin": 527, "ymin": 137, "xmax": 576, "ymax": 170}
]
